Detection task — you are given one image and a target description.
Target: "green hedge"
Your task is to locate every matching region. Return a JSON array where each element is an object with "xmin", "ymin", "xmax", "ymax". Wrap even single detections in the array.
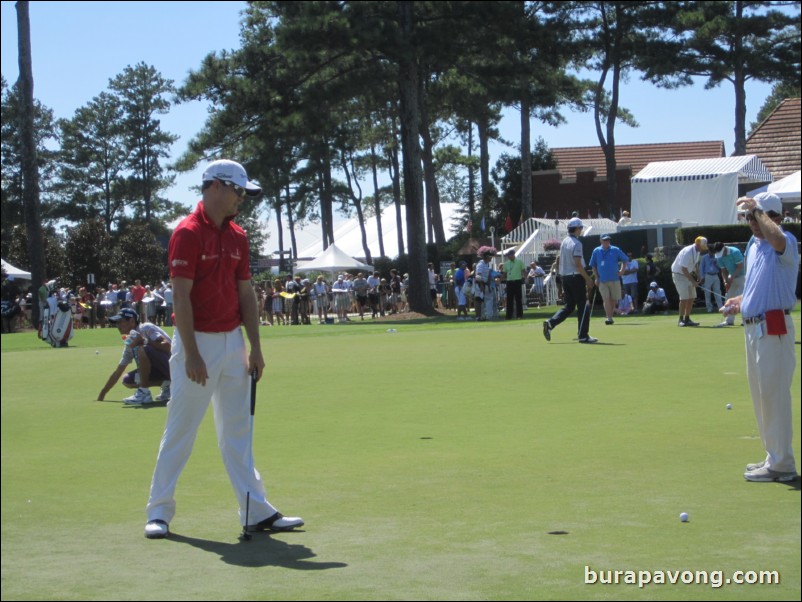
[{"xmin": 676, "ymin": 222, "xmax": 801, "ymax": 246}]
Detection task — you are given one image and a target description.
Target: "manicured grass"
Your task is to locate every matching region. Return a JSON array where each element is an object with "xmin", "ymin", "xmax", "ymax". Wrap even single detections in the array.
[{"xmin": 2, "ymin": 307, "xmax": 800, "ymax": 600}]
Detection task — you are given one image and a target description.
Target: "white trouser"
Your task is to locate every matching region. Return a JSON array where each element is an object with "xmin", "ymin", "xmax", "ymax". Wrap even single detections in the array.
[
  {"xmin": 745, "ymin": 315, "xmax": 797, "ymax": 473},
  {"xmin": 723, "ymin": 276, "xmax": 745, "ymax": 325},
  {"xmin": 147, "ymin": 328, "xmax": 277, "ymax": 526},
  {"xmin": 455, "ymin": 284, "xmax": 466, "ymax": 306}
]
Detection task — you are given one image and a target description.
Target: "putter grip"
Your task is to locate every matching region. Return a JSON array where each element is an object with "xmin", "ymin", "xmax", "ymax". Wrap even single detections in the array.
[{"xmin": 250, "ymin": 370, "xmax": 257, "ymax": 416}]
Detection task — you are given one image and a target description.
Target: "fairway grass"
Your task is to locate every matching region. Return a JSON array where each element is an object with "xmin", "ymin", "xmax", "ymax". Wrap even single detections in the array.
[{"xmin": 2, "ymin": 308, "xmax": 800, "ymax": 601}]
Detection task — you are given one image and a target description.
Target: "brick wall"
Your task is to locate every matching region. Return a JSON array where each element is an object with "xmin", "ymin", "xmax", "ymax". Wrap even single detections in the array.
[{"xmin": 531, "ymin": 166, "xmax": 632, "ymax": 219}]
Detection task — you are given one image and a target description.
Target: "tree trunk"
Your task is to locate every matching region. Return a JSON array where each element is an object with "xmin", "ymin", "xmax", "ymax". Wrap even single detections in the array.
[
  {"xmin": 340, "ymin": 149, "xmax": 372, "ymax": 265},
  {"xmin": 520, "ymin": 97, "xmax": 533, "ymax": 220},
  {"xmin": 273, "ymin": 196, "xmax": 285, "ymax": 272},
  {"xmin": 370, "ymin": 143, "xmax": 386, "ymax": 258},
  {"xmin": 419, "ymin": 79, "xmax": 446, "ymax": 246},
  {"xmin": 285, "ymin": 185, "xmax": 298, "ymax": 264},
  {"xmin": 388, "ymin": 115, "xmax": 404, "ymax": 257},
  {"xmin": 319, "ymin": 143, "xmax": 335, "ymax": 248},
  {"xmin": 477, "ymin": 118, "xmax": 491, "ymax": 214},
  {"xmin": 467, "ymin": 122, "xmax": 476, "ymax": 223},
  {"xmin": 732, "ymin": 2, "xmax": 747, "ymax": 156},
  {"xmin": 16, "ymin": 0, "xmax": 47, "ymax": 327},
  {"xmin": 397, "ymin": 1, "xmax": 432, "ymax": 314}
]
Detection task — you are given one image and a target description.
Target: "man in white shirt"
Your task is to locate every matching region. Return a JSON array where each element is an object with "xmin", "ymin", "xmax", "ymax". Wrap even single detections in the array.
[
  {"xmin": 543, "ymin": 218, "xmax": 597, "ymax": 343},
  {"xmin": 671, "ymin": 236, "xmax": 707, "ymax": 326}
]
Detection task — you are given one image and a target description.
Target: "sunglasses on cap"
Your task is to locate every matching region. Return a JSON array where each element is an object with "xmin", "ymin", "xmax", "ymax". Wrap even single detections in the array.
[{"xmin": 217, "ymin": 178, "xmax": 247, "ymax": 198}]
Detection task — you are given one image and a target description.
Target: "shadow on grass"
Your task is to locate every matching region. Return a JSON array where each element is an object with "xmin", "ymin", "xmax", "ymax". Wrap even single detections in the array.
[
  {"xmin": 94, "ymin": 399, "xmax": 168, "ymax": 408},
  {"xmin": 166, "ymin": 532, "xmax": 348, "ymax": 570}
]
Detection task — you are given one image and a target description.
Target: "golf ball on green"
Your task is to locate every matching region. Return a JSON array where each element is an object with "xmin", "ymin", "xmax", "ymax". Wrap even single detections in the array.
[
  {"xmin": 680, "ymin": 512, "xmax": 689, "ymax": 522},
  {"xmin": 726, "ymin": 403, "xmax": 732, "ymax": 409}
]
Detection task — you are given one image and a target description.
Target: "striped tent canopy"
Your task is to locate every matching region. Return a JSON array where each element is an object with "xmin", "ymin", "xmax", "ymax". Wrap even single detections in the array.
[
  {"xmin": 632, "ymin": 155, "xmax": 771, "ymax": 184},
  {"xmin": 502, "ymin": 218, "xmax": 618, "ymax": 244}
]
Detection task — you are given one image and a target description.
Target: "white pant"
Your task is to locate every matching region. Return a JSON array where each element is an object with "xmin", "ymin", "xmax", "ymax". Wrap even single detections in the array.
[
  {"xmin": 745, "ymin": 315, "xmax": 797, "ymax": 473},
  {"xmin": 146, "ymin": 328, "xmax": 277, "ymax": 525}
]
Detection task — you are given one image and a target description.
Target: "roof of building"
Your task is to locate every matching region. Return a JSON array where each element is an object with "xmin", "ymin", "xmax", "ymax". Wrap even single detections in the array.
[
  {"xmin": 632, "ymin": 155, "xmax": 771, "ymax": 184},
  {"xmin": 549, "ymin": 141, "xmax": 726, "ymax": 180},
  {"xmin": 745, "ymin": 97, "xmax": 801, "ymax": 180}
]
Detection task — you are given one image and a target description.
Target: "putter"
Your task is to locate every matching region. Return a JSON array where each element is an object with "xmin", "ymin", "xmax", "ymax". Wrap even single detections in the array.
[
  {"xmin": 696, "ymin": 282, "xmax": 727, "ymax": 306},
  {"xmin": 578, "ymin": 286, "xmax": 598, "ymax": 337},
  {"xmin": 239, "ymin": 369, "xmax": 258, "ymax": 542}
]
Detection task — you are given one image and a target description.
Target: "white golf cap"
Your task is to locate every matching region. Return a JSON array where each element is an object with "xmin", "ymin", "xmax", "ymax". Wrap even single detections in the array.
[
  {"xmin": 753, "ymin": 192, "xmax": 782, "ymax": 215},
  {"xmin": 202, "ymin": 159, "xmax": 262, "ymax": 196},
  {"xmin": 568, "ymin": 217, "xmax": 584, "ymax": 228}
]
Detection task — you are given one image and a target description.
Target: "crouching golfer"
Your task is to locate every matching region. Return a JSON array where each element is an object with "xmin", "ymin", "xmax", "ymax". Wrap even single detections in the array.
[
  {"xmin": 144, "ymin": 160, "xmax": 303, "ymax": 540},
  {"xmin": 97, "ymin": 308, "xmax": 171, "ymax": 404}
]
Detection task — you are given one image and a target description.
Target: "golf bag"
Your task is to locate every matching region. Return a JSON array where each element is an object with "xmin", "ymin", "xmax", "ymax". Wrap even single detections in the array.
[{"xmin": 40, "ymin": 301, "xmax": 73, "ymax": 347}]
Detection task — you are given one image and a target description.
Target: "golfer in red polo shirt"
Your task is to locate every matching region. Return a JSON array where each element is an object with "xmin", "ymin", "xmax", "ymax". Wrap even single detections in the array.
[{"xmin": 144, "ymin": 160, "xmax": 303, "ymax": 539}]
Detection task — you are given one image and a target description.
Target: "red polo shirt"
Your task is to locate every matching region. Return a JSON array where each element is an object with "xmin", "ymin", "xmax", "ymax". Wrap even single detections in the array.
[
  {"xmin": 168, "ymin": 201, "xmax": 251, "ymax": 332},
  {"xmin": 131, "ymin": 284, "xmax": 146, "ymax": 303}
]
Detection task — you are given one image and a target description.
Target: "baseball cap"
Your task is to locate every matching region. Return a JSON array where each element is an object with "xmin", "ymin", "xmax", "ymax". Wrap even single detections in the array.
[
  {"xmin": 108, "ymin": 308, "xmax": 138, "ymax": 322},
  {"xmin": 600, "ymin": 234, "xmax": 612, "ymax": 241},
  {"xmin": 202, "ymin": 159, "xmax": 262, "ymax": 196},
  {"xmin": 753, "ymin": 192, "xmax": 782, "ymax": 215},
  {"xmin": 650, "ymin": 281, "xmax": 658, "ymax": 288},
  {"xmin": 694, "ymin": 236, "xmax": 708, "ymax": 250},
  {"xmin": 568, "ymin": 217, "xmax": 584, "ymax": 229}
]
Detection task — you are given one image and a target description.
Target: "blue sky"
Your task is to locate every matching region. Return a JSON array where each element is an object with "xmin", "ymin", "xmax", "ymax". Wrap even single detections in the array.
[{"xmin": 2, "ymin": 1, "xmax": 780, "ymax": 250}]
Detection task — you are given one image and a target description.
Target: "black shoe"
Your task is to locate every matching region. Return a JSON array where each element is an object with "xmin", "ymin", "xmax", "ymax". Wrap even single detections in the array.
[
  {"xmin": 684, "ymin": 318, "xmax": 700, "ymax": 327},
  {"xmin": 247, "ymin": 512, "xmax": 304, "ymax": 533},
  {"xmin": 542, "ymin": 321, "xmax": 551, "ymax": 341},
  {"xmin": 605, "ymin": 319, "xmax": 614, "ymax": 325}
]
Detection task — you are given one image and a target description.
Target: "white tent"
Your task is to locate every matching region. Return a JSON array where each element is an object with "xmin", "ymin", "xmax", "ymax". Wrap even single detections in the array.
[
  {"xmin": 747, "ymin": 170, "xmax": 801, "ymax": 203},
  {"xmin": 1, "ymin": 258, "xmax": 32, "ymax": 281},
  {"xmin": 292, "ymin": 203, "xmax": 463, "ymax": 260},
  {"xmin": 631, "ymin": 155, "xmax": 772, "ymax": 225},
  {"xmin": 295, "ymin": 243, "xmax": 375, "ymax": 276}
]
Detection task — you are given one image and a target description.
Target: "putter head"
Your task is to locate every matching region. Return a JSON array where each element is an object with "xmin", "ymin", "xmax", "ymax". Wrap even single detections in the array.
[{"xmin": 239, "ymin": 530, "xmax": 252, "ymax": 542}]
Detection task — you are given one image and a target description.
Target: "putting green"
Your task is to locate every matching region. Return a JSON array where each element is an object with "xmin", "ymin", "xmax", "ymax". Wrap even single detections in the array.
[{"xmin": 2, "ymin": 308, "xmax": 800, "ymax": 600}]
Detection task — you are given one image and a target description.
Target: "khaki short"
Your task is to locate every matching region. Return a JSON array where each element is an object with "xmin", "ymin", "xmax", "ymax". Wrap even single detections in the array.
[
  {"xmin": 598, "ymin": 280, "xmax": 622, "ymax": 302},
  {"xmin": 672, "ymin": 273, "xmax": 697, "ymax": 301}
]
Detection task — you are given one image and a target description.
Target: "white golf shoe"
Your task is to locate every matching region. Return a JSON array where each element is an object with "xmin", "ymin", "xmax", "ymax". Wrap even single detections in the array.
[
  {"xmin": 124, "ymin": 388, "xmax": 154, "ymax": 405},
  {"xmin": 144, "ymin": 520, "xmax": 169, "ymax": 539}
]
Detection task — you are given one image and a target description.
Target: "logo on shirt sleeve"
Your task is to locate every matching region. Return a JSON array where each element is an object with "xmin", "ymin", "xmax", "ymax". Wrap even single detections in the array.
[{"xmin": 172, "ymin": 259, "xmax": 189, "ymax": 267}]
